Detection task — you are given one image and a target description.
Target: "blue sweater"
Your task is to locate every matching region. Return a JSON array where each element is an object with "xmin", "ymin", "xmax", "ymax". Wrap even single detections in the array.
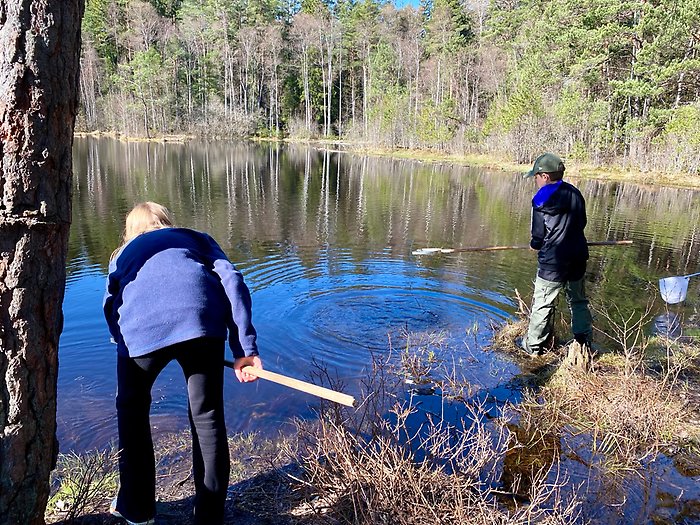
[{"xmin": 103, "ymin": 228, "xmax": 258, "ymax": 358}]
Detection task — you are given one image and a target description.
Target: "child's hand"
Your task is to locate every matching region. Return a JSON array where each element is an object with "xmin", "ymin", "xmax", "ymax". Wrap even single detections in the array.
[{"xmin": 233, "ymin": 355, "xmax": 263, "ymax": 383}]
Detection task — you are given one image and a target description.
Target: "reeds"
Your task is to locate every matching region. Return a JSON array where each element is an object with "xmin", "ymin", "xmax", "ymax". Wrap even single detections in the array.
[
  {"xmin": 46, "ymin": 448, "xmax": 119, "ymax": 523},
  {"xmin": 286, "ymin": 353, "xmax": 582, "ymax": 524},
  {"xmin": 519, "ymin": 301, "xmax": 699, "ymax": 474}
]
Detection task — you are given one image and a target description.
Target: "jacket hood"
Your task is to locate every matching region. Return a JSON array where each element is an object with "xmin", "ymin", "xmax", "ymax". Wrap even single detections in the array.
[{"xmin": 533, "ymin": 180, "xmax": 566, "ymax": 210}]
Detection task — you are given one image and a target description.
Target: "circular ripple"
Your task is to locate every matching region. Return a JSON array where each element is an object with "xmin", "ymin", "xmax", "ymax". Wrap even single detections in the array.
[
  {"xmin": 245, "ymin": 248, "xmax": 512, "ymax": 376},
  {"xmin": 59, "ymin": 246, "xmax": 519, "ymax": 449}
]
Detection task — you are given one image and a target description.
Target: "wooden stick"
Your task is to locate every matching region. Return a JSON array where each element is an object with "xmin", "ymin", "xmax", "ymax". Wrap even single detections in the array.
[
  {"xmin": 587, "ymin": 240, "xmax": 633, "ymax": 246},
  {"xmin": 413, "ymin": 240, "xmax": 632, "ymax": 255},
  {"xmin": 224, "ymin": 360, "xmax": 355, "ymax": 407}
]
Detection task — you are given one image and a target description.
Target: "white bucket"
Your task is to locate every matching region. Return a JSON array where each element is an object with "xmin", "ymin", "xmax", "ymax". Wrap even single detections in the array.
[{"xmin": 659, "ymin": 276, "xmax": 689, "ymax": 304}]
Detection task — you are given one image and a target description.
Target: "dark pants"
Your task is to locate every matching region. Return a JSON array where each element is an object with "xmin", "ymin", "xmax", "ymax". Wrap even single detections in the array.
[{"xmin": 115, "ymin": 337, "xmax": 229, "ymax": 525}]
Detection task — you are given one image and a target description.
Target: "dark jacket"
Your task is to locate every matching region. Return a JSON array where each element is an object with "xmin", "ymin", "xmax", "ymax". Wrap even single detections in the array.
[
  {"xmin": 104, "ymin": 227, "xmax": 258, "ymax": 358},
  {"xmin": 530, "ymin": 180, "xmax": 588, "ymax": 281}
]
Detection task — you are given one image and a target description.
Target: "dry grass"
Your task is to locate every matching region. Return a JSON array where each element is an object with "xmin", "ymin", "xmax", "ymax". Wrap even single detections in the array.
[
  {"xmin": 391, "ymin": 328, "xmax": 483, "ymax": 401},
  {"xmin": 488, "ymin": 295, "xmax": 700, "ymax": 503},
  {"xmin": 45, "ymin": 432, "xmax": 293, "ymax": 525},
  {"xmin": 492, "ymin": 318, "xmax": 529, "ymax": 353},
  {"xmin": 500, "ymin": 297, "xmax": 700, "ymax": 476},
  {"xmin": 282, "ymin": 353, "xmax": 583, "ymax": 525},
  {"xmin": 46, "ymin": 448, "xmax": 119, "ymax": 522},
  {"xmin": 526, "ymin": 367, "xmax": 690, "ymax": 472},
  {"xmin": 644, "ymin": 335, "xmax": 700, "ymax": 380},
  {"xmin": 289, "ymin": 405, "xmax": 581, "ymax": 524}
]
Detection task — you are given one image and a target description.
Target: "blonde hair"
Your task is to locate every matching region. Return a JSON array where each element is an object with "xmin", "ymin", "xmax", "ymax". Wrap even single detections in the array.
[{"xmin": 111, "ymin": 202, "xmax": 174, "ymax": 260}]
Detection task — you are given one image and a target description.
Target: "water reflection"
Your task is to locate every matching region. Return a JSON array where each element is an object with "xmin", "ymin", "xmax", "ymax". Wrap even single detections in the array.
[
  {"xmin": 62, "ymin": 137, "xmax": 700, "ymax": 454},
  {"xmin": 653, "ymin": 312, "xmax": 683, "ymax": 338}
]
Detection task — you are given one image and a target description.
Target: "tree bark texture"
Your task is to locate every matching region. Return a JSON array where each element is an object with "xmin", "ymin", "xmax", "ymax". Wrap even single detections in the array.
[{"xmin": 0, "ymin": 1, "xmax": 83, "ymax": 524}]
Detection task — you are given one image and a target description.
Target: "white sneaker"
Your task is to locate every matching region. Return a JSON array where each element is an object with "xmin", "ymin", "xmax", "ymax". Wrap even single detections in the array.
[{"xmin": 109, "ymin": 498, "xmax": 155, "ymax": 525}]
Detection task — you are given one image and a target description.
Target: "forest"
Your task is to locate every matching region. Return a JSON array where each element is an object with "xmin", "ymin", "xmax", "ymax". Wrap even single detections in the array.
[{"xmin": 79, "ymin": 0, "xmax": 700, "ymax": 173}]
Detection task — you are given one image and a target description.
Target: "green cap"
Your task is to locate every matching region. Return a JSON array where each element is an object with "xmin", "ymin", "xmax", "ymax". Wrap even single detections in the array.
[{"xmin": 523, "ymin": 153, "xmax": 565, "ymax": 178}]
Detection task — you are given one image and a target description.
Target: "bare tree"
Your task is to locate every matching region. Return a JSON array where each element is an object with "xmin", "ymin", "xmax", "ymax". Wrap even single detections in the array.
[
  {"xmin": 290, "ymin": 13, "xmax": 319, "ymax": 135},
  {"xmin": 125, "ymin": 0, "xmax": 165, "ymax": 53},
  {"xmin": 0, "ymin": 1, "xmax": 84, "ymax": 524},
  {"xmin": 237, "ymin": 26, "xmax": 262, "ymax": 115},
  {"xmin": 261, "ymin": 23, "xmax": 284, "ymax": 134},
  {"xmin": 80, "ymin": 43, "xmax": 102, "ymax": 131}
]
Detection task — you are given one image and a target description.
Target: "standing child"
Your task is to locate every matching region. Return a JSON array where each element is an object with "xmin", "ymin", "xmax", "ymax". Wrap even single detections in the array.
[
  {"xmin": 521, "ymin": 153, "xmax": 593, "ymax": 355},
  {"xmin": 104, "ymin": 202, "xmax": 262, "ymax": 525}
]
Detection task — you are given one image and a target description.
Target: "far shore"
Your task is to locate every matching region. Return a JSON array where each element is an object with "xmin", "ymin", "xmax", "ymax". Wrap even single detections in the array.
[{"xmin": 73, "ymin": 131, "xmax": 700, "ymax": 190}]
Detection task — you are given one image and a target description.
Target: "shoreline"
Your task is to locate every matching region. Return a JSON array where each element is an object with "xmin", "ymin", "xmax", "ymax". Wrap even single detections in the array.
[{"xmin": 73, "ymin": 131, "xmax": 700, "ymax": 190}]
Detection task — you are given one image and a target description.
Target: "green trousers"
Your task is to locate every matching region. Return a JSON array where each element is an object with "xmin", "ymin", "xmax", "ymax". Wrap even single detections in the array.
[{"xmin": 526, "ymin": 275, "xmax": 593, "ymax": 352}]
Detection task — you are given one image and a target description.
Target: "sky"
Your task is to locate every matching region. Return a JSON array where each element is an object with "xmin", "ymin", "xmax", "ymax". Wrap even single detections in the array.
[{"xmin": 391, "ymin": 0, "xmax": 421, "ymax": 9}]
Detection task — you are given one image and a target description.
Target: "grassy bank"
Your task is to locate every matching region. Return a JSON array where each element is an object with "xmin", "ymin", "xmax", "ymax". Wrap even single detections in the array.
[
  {"xmin": 257, "ymin": 136, "xmax": 700, "ymax": 190},
  {"xmin": 74, "ymin": 131, "xmax": 700, "ymax": 190}
]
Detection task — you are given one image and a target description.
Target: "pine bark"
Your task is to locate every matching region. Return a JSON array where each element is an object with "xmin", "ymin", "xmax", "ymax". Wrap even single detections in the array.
[{"xmin": 0, "ymin": 1, "xmax": 84, "ymax": 524}]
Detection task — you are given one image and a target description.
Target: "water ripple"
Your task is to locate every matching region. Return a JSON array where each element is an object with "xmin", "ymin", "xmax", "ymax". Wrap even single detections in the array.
[{"xmin": 244, "ymin": 249, "xmax": 511, "ymax": 376}]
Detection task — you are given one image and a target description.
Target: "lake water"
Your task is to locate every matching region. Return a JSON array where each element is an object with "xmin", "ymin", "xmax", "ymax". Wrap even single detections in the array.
[{"xmin": 60, "ymin": 137, "xmax": 700, "ymax": 454}]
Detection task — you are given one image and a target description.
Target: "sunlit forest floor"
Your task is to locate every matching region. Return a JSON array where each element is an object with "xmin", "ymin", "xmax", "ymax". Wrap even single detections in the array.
[{"xmin": 46, "ymin": 313, "xmax": 700, "ymax": 525}]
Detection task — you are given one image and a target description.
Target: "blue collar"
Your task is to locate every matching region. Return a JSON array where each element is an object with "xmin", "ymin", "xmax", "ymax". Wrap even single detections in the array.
[{"xmin": 533, "ymin": 180, "xmax": 563, "ymax": 207}]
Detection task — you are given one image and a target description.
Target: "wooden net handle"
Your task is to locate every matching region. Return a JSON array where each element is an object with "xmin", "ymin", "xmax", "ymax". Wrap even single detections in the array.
[{"xmin": 224, "ymin": 360, "xmax": 355, "ymax": 407}]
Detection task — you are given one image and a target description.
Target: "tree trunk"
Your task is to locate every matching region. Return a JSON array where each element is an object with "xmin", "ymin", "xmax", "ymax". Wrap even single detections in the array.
[
  {"xmin": 0, "ymin": 1, "xmax": 84, "ymax": 524},
  {"xmin": 337, "ymin": 44, "xmax": 342, "ymax": 137}
]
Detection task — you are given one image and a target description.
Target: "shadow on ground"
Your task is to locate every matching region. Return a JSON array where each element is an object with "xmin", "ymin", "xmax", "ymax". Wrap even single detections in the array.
[{"xmin": 49, "ymin": 464, "xmax": 302, "ymax": 525}]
